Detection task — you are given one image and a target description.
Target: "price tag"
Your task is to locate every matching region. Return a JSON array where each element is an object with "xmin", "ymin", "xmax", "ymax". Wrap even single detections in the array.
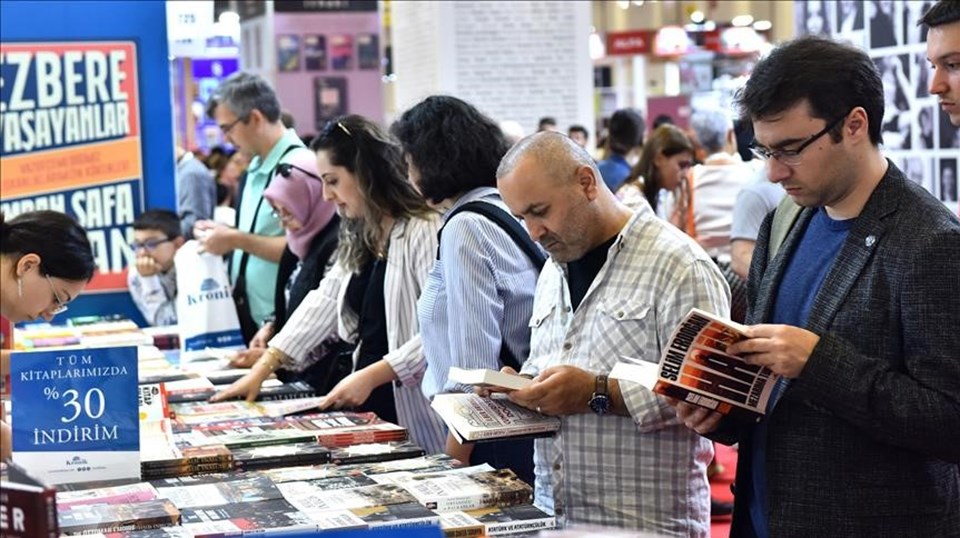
[{"xmin": 10, "ymin": 346, "xmax": 139, "ymax": 485}]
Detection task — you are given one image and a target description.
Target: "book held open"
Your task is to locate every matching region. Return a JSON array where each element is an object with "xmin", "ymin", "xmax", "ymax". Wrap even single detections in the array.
[{"xmin": 611, "ymin": 308, "xmax": 780, "ymax": 422}]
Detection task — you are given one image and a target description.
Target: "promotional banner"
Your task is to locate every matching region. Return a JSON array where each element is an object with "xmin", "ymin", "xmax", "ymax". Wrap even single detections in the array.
[
  {"xmin": 0, "ymin": 41, "xmax": 144, "ymax": 292},
  {"xmin": 10, "ymin": 346, "xmax": 139, "ymax": 485}
]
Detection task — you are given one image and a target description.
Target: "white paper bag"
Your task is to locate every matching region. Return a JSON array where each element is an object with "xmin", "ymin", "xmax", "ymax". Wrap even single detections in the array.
[{"xmin": 174, "ymin": 240, "xmax": 245, "ymax": 355}]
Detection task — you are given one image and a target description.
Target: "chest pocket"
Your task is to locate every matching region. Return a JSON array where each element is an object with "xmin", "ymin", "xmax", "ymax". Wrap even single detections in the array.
[
  {"xmin": 593, "ymin": 297, "xmax": 654, "ymax": 364},
  {"xmin": 529, "ymin": 303, "xmax": 557, "ymax": 329}
]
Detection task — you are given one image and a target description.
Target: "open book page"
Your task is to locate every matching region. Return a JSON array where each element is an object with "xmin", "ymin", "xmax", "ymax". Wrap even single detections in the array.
[{"xmin": 613, "ymin": 308, "xmax": 779, "ymax": 422}]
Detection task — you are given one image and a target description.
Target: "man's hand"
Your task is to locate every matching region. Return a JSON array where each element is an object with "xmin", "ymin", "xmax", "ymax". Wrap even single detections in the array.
[
  {"xmin": 230, "ymin": 348, "xmax": 264, "ymax": 368},
  {"xmin": 135, "ymin": 255, "xmax": 162, "ymax": 277},
  {"xmin": 476, "ymin": 366, "xmax": 523, "ymax": 398},
  {"xmin": 667, "ymin": 398, "xmax": 724, "ymax": 435},
  {"xmin": 196, "ymin": 221, "xmax": 239, "ymax": 256},
  {"xmin": 727, "ymin": 324, "xmax": 820, "ymax": 379},
  {"xmin": 210, "ymin": 368, "xmax": 270, "ymax": 402},
  {"xmin": 508, "ymin": 365, "xmax": 594, "ymax": 416}
]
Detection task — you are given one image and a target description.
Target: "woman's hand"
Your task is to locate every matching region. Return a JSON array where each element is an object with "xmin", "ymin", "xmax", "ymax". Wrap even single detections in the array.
[
  {"xmin": 210, "ymin": 367, "xmax": 271, "ymax": 402},
  {"xmin": 230, "ymin": 348, "xmax": 264, "ymax": 368},
  {"xmin": 319, "ymin": 368, "xmax": 378, "ymax": 410}
]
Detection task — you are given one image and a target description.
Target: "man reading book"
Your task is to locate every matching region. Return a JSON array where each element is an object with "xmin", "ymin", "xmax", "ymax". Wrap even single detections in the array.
[
  {"xmin": 496, "ymin": 131, "xmax": 730, "ymax": 536},
  {"xmin": 672, "ymin": 32, "xmax": 960, "ymax": 537}
]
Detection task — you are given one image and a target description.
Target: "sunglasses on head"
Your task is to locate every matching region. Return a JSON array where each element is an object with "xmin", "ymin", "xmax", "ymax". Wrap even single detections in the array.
[{"xmin": 276, "ymin": 163, "xmax": 322, "ymax": 181}]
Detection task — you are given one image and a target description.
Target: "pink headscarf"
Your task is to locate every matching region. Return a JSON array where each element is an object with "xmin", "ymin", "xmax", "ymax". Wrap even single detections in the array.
[{"xmin": 263, "ymin": 149, "xmax": 337, "ymax": 260}]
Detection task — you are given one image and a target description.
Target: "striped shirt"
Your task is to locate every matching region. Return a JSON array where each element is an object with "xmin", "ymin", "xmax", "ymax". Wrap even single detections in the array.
[
  {"xmin": 385, "ymin": 187, "xmax": 539, "ymax": 399},
  {"xmin": 268, "ymin": 215, "xmax": 448, "ymax": 455},
  {"xmin": 521, "ymin": 203, "xmax": 730, "ymax": 536}
]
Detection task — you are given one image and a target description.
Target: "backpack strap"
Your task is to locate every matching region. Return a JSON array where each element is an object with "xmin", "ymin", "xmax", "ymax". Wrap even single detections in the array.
[
  {"xmin": 767, "ymin": 195, "xmax": 803, "ymax": 263},
  {"xmin": 438, "ymin": 201, "xmax": 546, "ymax": 271},
  {"xmin": 436, "ymin": 200, "xmax": 546, "ymax": 371}
]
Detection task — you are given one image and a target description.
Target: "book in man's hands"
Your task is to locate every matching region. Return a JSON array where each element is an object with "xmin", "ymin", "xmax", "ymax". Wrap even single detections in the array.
[
  {"xmin": 612, "ymin": 308, "xmax": 780, "ymax": 422},
  {"xmin": 431, "ymin": 393, "xmax": 560, "ymax": 443},
  {"xmin": 447, "ymin": 368, "xmax": 533, "ymax": 391}
]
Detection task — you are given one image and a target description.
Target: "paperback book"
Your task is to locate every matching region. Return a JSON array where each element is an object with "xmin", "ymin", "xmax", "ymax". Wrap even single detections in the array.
[
  {"xmin": 394, "ymin": 469, "xmax": 533, "ymax": 512},
  {"xmin": 430, "ymin": 393, "xmax": 560, "ymax": 443},
  {"xmin": 230, "ymin": 442, "xmax": 332, "ymax": 471},
  {"xmin": 277, "ymin": 482, "xmax": 416, "ymax": 513},
  {"xmin": 0, "ymin": 461, "xmax": 59, "ymax": 538},
  {"xmin": 612, "ymin": 307, "xmax": 780, "ymax": 422},
  {"xmin": 447, "ymin": 368, "xmax": 533, "ymax": 391},
  {"xmin": 328, "ymin": 441, "xmax": 426, "ymax": 465},
  {"xmin": 179, "ymin": 498, "xmax": 317, "ymax": 536},
  {"xmin": 57, "ymin": 498, "xmax": 180, "ymax": 535},
  {"xmin": 462, "ymin": 504, "xmax": 556, "ymax": 535},
  {"xmin": 156, "ymin": 475, "xmax": 282, "ymax": 509}
]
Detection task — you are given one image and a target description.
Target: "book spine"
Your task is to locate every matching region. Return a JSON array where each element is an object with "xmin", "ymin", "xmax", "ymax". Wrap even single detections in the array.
[
  {"xmin": 463, "ymin": 422, "xmax": 557, "ymax": 441},
  {"xmin": 484, "ymin": 517, "xmax": 555, "ymax": 535},
  {"xmin": 443, "ymin": 526, "xmax": 485, "ymax": 538}
]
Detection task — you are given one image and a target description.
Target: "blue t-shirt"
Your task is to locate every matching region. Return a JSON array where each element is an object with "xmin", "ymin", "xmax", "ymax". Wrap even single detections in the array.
[
  {"xmin": 748, "ymin": 208, "xmax": 855, "ymax": 537},
  {"xmin": 598, "ymin": 154, "xmax": 632, "ymax": 192}
]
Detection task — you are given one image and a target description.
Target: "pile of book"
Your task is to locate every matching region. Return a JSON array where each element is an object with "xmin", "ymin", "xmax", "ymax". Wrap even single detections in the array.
[{"xmin": 13, "ymin": 318, "xmax": 154, "ymax": 350}]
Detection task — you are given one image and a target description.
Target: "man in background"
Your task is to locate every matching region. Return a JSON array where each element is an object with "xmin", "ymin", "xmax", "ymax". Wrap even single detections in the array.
[
  {"xmin": 567, "ymin": 124, "xmax": 589, "ymax": 148},
  {"xmin": 597, "ymin": 108, "xmax": 645, "ymax": 192},
  {"xmin": 538, "ymin": 116, "xmax": 558, "ymax": 132},
  {"xmin": 175, "ymin": 146, "xmax": 216, "ymax": 239}
]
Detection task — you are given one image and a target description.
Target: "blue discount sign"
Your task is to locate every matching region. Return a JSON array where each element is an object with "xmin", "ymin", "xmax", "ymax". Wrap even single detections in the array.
[{"xmin": 10, "ymin": 346, "xmax": 139, "ymax": 484}]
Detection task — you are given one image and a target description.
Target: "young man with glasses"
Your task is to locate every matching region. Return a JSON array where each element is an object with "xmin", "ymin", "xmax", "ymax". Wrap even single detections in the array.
[
  {"xmin": 672, "ymin": 36, "xmax": 960, "ymax": 536},
  {"xmin": 127, "ymin": 210, "xmax": 185, "ymax": 326}
]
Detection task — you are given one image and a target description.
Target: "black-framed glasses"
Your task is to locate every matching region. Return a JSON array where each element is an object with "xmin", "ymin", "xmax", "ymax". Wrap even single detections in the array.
[
  {"xmin": 219, "ymin": 116, "xmax": 247, "ymax": 136},
  {"xmin": 131, "ymin": 238, "xmax": 173, "ymax": 252},
  {"xmin": 750, "ymin": 113, "xmax": 848, "ymax": 166},
  {"xmin": 45, "ymin": 273, "xmax": 68, "ymax": 315},
  {"xmin": 276, "ymin": 162, "xmax": 322, "ymax": 181}
]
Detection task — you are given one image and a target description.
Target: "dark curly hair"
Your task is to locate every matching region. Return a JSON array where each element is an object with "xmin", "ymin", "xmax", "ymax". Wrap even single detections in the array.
[{"xmin": 391, "ymin": 95, "xmax": 509, "ymax": 205}]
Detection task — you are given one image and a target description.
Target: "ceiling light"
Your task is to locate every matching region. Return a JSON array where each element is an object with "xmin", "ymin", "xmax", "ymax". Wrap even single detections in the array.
[
  {"xmin": 732, "ymin": 15, "xmax": 754, "ymax": 27},
  {"xmin": 690, "ymin": 10, "xmax": 705, "ymax": 23},
  {"xmin": 753, "ymin": 20, "xmax": 772, "ymax": 31}
]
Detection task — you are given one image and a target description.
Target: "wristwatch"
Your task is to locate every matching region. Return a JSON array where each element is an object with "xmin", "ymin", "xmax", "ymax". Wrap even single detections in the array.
[{"xmin": 588, "ymin": 375, "xmax": 612, "ymax": 416}]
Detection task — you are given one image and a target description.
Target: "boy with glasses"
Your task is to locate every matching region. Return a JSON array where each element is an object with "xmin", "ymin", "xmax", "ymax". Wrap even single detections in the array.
[{"xmin": 128, "ymin": 210, "xmax": 185, "ymax": 326}]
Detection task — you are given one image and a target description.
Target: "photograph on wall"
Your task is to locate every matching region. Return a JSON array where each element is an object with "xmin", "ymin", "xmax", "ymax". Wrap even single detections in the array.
[
  {"xmin": 917, "ymin": 106, "xmax": 936, "ymax": 149},
  {"xmin": 876, "ymin": 54, "xmax": 914, "ymax": 150},
  {"xmin": 314, "ymin": 77, "xmax": 348, "ymax": 132},
  {"xmin": 869, "ymin": 0, "xmax": 899, "ymax": 48},
  {"xmin": 356, "ymin": 33, "xmax": 380, "ymax": 70},
  {"xmin": 900, "ymin": 156, "xmax": 932, "ymax": 192},
  {"xmin": 911, "ymin": 50, "xmax": 930, "ymax": 98},
  {"xmin": 940, "ymin": 158, "xmax": 958, "ymax": 203},
  {"xmin": 796, "ymin": 0, "xmax": 835, "ymax": 38},
  {"xmin": 304, "ymin": 35, "xmax": 327, "ymax": 71},
  {"xmin": 940, "ymin": 112, "xmax": 960, "ymax": 149},
  {"xmin": 903, "ymin": 1, "xmax": 934, "ymax": 44},
  {"xmin": 277, "ymin": 34, "xmax": 301, "ymax": 72},
  {"xmin": 836, "ymin": 0, "xmax": 864, "ymax": 33},
  {"xmin": 330, "ymin": 34, "xmax": 354, "ymax": 71}
]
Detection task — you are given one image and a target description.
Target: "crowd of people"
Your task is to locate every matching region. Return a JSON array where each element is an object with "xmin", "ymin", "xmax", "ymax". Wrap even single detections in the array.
[{"xmin": 2, "ymin": 2, "xmax": 959, "ymax": 536}]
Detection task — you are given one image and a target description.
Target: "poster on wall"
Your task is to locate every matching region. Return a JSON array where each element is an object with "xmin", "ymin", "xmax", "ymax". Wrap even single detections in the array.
[
  {"xmin": 314, "ymin": 76, "xmax": 348, "ymax": 132},
  {"xmin": 304, "ymin": 35, "xmax": 328, "ymax": 71},
  {"xmin": 794, "ymin": 0, "xmax": 958, "ymax": 216},
  {"xmin": 0, "ymin": 41, "xmax": 144, "ymax": 292},
  {"xmin": 356, "ymin": 33, "xmax": 380, "ymax": 70},
  {"xmin": 330, "ymin": 34, "xmax": 354, "ymax": 71},
  {"xmin": 277, "ymin": 34, "xmax": 301, "ymax": 72}
]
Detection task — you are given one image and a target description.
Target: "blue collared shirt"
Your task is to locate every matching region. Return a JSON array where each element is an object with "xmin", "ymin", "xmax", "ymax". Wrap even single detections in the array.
[
  {"xmin": 418, "ymin": 187, "xmax": 540, "ymax": 398},
  {"xmin": 598, "ymin": 154, "xmax": 632, "ymax": 192}
]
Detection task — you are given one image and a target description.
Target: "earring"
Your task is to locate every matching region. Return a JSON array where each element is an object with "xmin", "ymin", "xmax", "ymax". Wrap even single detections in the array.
[{"xmin": 17, "ymin": 277, "xmax": 23, "ymax": 297}]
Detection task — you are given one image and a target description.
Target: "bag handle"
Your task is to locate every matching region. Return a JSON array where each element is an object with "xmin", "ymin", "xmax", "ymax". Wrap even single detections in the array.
[{"xmin": 767, "ymin": 195, "xmax": 803, "ymax": 263}]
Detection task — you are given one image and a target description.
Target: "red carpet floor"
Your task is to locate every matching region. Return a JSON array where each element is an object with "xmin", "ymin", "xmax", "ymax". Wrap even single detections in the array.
[{"xmin": 710, "ymin": 443, "xmax": 737, "ymax": 538}]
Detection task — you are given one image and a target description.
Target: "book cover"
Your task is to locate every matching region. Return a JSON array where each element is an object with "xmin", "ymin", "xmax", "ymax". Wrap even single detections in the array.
[
  {"xmin": 156, "ymin": 475, "xmax": 281, "ymax": 509},
  {"xmin": 430, "ymin": 393, "xmax": 560, "ymax": 443},
  {"xmin": 396, "ymin": 469, "xmax": 532, "ymax": 512},
  {"xmin": 464, "ymin": 504, "xmax": 556, "ymax": 535},
  {"xmin": 329, "ymin": 34, "xmax": 353, "ymax": 70},
  {"xmin": 230, "ymin": 442, "xmax": 331, "ymax": 471},
  {"xmin": 294, "ymin": 411, "xmax": 407, "ymax": 447},
  {"xmin": 276, "ymin": 34, "xmax": 301, "ymax": 72},
  {"xmin": 447, "ymin": 368, "xmax": 533, "ymax": 391},
  {"xmin": 57, "ymin": 482, "xmax": 160, "ymax": 509},
  {"xmin": 278, "ymin": 483, "xmax": 416, "ymax": 513},
  {"xmin": 179, "ymin": 498, "xmax": 317, "ymax": 535},
  {"xmin": 356, "ymin": 33, "xmax": 380, "ymax": 70},
  {"xmin": 349, "ymin": 454, "xmax": 463, "ymax": 477},
  {"xmin": 300, "ymin": 473, "xmax": 379, "ymax": 491},
  {"xmin": 0, "ymin": 461, "xmax": 59, "ymax": 538},
  {"xmin": 328, "ymin": 441, "xmax": 426, "ymax": 465},
  {"xmin": 303, "ymin": 34, "xmax": 327, "ymax": 71},
  {"xmin": 616, "ymin": 308, "xmax": 780, "ymax": 422},
  {"xmin": 57, "ymin": 498, "xmax": 180, "ymax": 535},
  {"xmin": 439, "ymin": 512, "xmax": 485, "ymax": 538},
  {"xmin": 258, "ymin": 464, "xmax": 354, "ymax": 484},
  {"xmin": 351, "ymin": 502, "xmax": 440, "ymax": 529}
]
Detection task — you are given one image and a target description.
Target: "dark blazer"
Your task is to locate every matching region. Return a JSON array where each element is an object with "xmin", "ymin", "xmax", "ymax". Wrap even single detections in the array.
[
  {"xmin": 726, "ymin": 162, "xmax": 960, "ymax": 537},
  {"xmin": 273, "ymin": 216, "xmax": 340, "ymax": 331}
]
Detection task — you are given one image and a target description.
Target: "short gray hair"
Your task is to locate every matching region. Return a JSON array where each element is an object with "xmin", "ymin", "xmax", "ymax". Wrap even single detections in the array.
[
  {"xmin": 206, "ymin": 72, "xmax": 281, "ymax": 123},
  {"xmin": 690, "ymin": 108, "xmax": 733, "ymax": 154},
  {"xmin": 497, "ymin": 131, "xmax": 600, "ymax": 185}
]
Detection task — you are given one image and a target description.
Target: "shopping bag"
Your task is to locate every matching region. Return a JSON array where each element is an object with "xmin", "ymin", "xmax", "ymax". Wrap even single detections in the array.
[{"xmin": 174, "ymin": 240, "xmax": 245, "ymax": 355}]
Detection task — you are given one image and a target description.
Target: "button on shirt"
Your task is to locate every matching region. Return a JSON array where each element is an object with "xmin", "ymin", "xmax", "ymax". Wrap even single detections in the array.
[
  {"xmin": 231, "ymin": 130, "xmax": 300, "ymax": 326},
  {"xmin": 520, "ymin": 204, "xmax": 730, "ymax": 537}
]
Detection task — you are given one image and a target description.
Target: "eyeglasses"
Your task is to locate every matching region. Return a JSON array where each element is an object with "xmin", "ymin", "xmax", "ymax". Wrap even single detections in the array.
[
  {"xmin": 219, "ymin": 116, "xmax": 247, "ymax": 136},
  {"xmin": 270, "ymin": 206, "xmax": 296, "ymax": 223},
  {"xmin": 131, "ymin": 238, "xmax": 172, "ymax": 252},
  {"xmin": 277, "ymin": 162, "xmax": 322, "ymax": 181},
  {"xmin": 750, "ymin": 113, "xmax": 848, "ymax": 166},
  {"xmin": 45, "ymin": 273, "xmax": 68, "ymax": 315}
]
